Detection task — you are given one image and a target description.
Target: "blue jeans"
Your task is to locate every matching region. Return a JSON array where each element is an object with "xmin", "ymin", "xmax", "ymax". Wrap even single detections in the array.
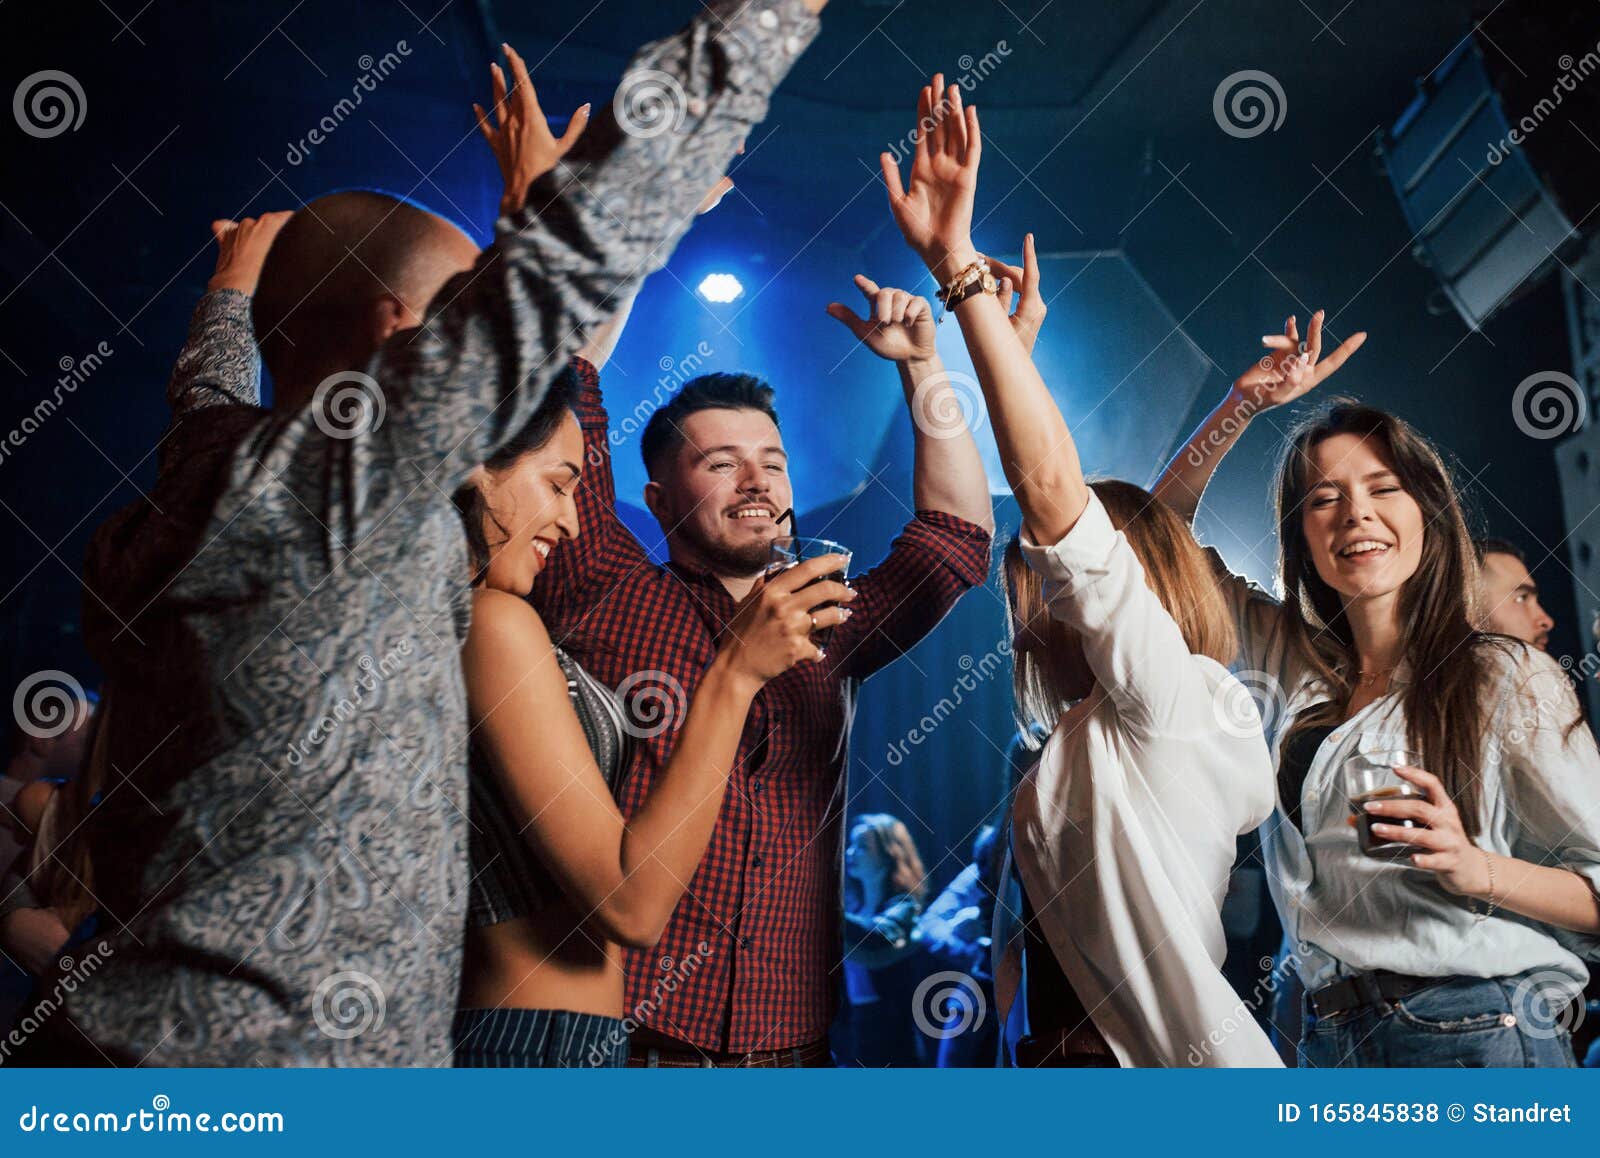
[{"xmin": 1300, "ymin": 974, "xmax": 1577, "ymax": 1068}]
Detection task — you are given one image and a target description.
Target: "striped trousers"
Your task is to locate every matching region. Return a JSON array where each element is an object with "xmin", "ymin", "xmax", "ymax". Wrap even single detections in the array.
[{"xmin": 452, "ymin": 1007, "xmax": 629, "ymax": 1068}]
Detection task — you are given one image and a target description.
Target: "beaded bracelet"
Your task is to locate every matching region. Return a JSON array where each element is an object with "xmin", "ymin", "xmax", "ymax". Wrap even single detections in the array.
[
  {"xmin": 1475, "ymin": 848, "xmax": 1499, "ymax": 923},
  {"xmin": 939, "ymin": 259, "xmax": 997, "ymax": 311}
]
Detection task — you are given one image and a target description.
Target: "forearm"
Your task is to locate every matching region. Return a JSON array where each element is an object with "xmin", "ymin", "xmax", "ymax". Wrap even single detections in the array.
[
  {"xmin": 575, "ymin": 289, "xmax": 638, "ymax": 371},
  {"xmin": 949, "ymin": 286, "xmax": 1086, "ymax": 544},
  {"xmin": 1468, "ymin": 854, "xmax": 1600, "ymax": 934},
  {"xmin": 167, "ymin": 290, "xmax": 261, "ymax": 416},
  {"xmin": 610, "ymin": 659, "xmax": 759, "ymax": 941},
  {"xmin": 899, "ymin": 354, "xmax": 994, "ymax": 531},
  {"xmin": 1152, "ymin": 388, "xmax": 1261, "ymax": 524},
  {"xmin": 532, "ymin": 0, "xmax": 820, "ymax": 291}
]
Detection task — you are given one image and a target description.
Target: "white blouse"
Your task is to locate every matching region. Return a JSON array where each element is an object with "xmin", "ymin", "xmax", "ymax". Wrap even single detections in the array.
[
  {"xmin": 1011, "ymin": 493, "xmax": 1280, "ymax": 1067},
  {"xmin": 1211, "ymin": 553, "xmax": 1600, "ymax": 1005}
]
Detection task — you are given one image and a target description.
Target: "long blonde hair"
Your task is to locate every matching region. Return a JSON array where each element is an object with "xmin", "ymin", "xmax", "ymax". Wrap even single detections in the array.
[
  {"xmin": 29, "ymin": 690, "xmax": 110, "ymax": 930},
  {"xmin": 1003, "ymin": 479, "xmax": 1237, "ymax": 746}
]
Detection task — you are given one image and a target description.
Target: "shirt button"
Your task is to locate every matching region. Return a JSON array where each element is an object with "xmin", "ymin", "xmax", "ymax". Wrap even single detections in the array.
[
  {"xmin": 751, "ymin": 779, "xmax": 764, "ymax": 794},
  {"xmin": 687, "ymin": 97, "xmax": 706, "ymax": 117},
  {"xmin": 751, "ymin": 854, "xmax": 763, "ymax": 868},
  {"xmin": 758, "ymin": 9, "xmax": 779, "ymax": 28},
  {"xmin": 784, "ymin": 34, "xmax": 803, "ymax": 56},
  {"xmin": 739, "ymin": 936, "xmax": 754, "ymax": 950}
]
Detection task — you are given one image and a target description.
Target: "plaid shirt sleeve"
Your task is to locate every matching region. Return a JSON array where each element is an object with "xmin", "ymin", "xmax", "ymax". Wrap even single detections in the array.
[
  {"xmin": 829, "ymin": 509, "xmax": 992, "ymax": 681},
  {"xmin": 529, "ymin": 356, "xmax": 649, "ymax": 632}
]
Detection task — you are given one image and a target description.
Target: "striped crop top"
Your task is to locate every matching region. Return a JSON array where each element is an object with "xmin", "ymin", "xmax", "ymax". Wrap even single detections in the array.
[{"xmin": 465, "ymin": 646, "xmax": 633, "ymax": 928}]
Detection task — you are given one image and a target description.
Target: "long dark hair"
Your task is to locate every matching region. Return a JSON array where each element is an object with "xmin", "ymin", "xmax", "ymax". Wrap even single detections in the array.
[
  {"xmin": 1274, "ymin": 401, "xmax": 1512, "ymax": 837},
  {"xmin": 452, "ymin": 369, "xmax": 582, "ymax": 583}
]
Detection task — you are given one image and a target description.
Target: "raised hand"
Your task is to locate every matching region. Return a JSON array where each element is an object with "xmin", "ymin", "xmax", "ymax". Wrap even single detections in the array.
[
  {"xmin": 474, "ymin": 44, "xmax": 591, "ymax": 217},
  {"xmin": 880, "ymin": 75, "xmax": 982, "ymax": 284},
  {"xmin": 719, "ymin": 553, "xmax": 856, "ymax": 679},
  {"xmin": 986, "ymin": 232, "xmax": 1047, "ymax": 357},
  {"xmin": 1232, "ymin": 309, "xmax": 1367, "ymax": 411},
  {"xmin": 825, "ymin": 275, "xmax": 937, "ymax": 364},
  {"xmin": 206, "ymin": 212, "xmax": 293, "ymax": 295}
]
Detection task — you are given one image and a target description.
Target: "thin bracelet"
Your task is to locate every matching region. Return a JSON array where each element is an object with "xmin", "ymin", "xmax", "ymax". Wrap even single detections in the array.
[{"xmin": 1476, "ymin": 849, "xmax": 1498, "ymax": 923}]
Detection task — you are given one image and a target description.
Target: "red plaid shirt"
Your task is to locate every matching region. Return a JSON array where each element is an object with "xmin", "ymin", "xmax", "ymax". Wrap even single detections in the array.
[{"xmin": 531, "ymin": 357, "xmax": 991, "ymax": 1051}]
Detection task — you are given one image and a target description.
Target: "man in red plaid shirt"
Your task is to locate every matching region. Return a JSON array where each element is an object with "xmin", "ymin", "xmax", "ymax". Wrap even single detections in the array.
[{"xmin": 532, "ymin": 276, "xmax": 993, "ymax": 1066}]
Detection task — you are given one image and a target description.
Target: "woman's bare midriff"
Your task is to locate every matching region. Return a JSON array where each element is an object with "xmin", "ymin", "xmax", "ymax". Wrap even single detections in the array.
[{"xmin": 458, "ymin": 901, "xmax": 624, "ymax": 1017}]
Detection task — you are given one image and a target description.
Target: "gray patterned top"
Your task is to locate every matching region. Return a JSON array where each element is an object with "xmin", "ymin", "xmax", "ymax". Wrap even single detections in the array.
[{"xmin": 68, "ymin": 0, "xmax": 821, "ymax": 1067}]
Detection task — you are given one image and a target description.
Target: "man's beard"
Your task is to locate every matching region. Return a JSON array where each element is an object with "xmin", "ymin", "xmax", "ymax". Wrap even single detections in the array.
[{"xmin": 681, "ymin": 519, "xmax": 775, "ymax": 576}]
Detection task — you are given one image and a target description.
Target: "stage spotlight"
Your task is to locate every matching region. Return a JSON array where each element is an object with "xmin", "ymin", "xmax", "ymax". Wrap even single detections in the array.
[{"xmin": 697, "ymin": 273, "xmax": 744, "ymax": 303}]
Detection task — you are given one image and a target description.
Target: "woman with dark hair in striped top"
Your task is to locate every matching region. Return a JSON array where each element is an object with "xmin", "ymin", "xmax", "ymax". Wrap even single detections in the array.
[
  {"xmin": 449, "ymin": 328, "xmax": 853, "ymax": 1069},
  {"xmin": 446, "ymin": 55, "xmax": 852, "ymax": 1068}
]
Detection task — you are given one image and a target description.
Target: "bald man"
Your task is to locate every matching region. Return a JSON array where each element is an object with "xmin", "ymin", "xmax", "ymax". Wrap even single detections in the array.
[{"xmin": 43, "ymin": 0, "xmax": 827, "ymax": 1066}]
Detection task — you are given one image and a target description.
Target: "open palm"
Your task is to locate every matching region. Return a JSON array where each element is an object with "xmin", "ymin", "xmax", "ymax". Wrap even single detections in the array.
[
  {"xmin": 881, "ymin": 74, "xmax": 981, "ymax": 280},
  {"xmin": 473, "ymin": 44, "xmax": 590, "ymax": 217}
]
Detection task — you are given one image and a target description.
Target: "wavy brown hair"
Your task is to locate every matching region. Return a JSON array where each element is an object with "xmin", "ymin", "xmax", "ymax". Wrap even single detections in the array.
[
  {"xmin": 846, "ymin": 813, "xmax": 928, "ymax": 904},
  {"xmin": 1002, "ymin": 479, "xmax": 1238, "ymax": 747},
  {"xmin": 1272, "ymin": 401, "xmax": 1518, "ymax": 838}
]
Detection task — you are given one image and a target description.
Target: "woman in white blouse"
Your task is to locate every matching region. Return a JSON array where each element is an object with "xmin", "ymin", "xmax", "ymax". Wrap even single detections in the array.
[
  {"xmin": 1155, "ymin": 313, "xmax": 1600, "ymax": 1067},
  {"xmin": 877, "ymin": 75, "xmax": 1279, "ymax": 1067}
]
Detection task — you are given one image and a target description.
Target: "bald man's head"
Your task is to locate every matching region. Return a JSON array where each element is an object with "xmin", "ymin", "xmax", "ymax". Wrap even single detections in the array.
[{"xmin": 253, "ymin": 190, "xmax": 480, "ymax": 410}]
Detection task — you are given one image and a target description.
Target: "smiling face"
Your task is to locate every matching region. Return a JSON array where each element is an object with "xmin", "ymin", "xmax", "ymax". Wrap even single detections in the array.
[
  {"xmin": 1478, "ymin": 551, "xmax": 1554, "ymax": 649},
  {"xmin": 644, "ymin": 406, "xmax": 793, "ymax": 577},
  {"xmin": 474, "ymin": 411, "xmax": 583, "ymax": 597},
  {"xmin": 1298, "ymin": 432, "xmax": 1427, "ymax": 607}
]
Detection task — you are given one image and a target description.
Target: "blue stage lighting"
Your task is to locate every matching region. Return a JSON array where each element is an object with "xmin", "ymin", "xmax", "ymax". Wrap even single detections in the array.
[{"xmin": 697, "ymin": 272, "xmax": 744, "ymax": 303}]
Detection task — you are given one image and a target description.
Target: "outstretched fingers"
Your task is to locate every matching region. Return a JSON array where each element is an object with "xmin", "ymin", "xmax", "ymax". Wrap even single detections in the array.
[
  {"xmin": 502, "ymin": 44, "xmax": 541, "ymax": 123},
  {"xmin": 944, "ymin": 84, "xmax": 966, "ymax": 159},
  {"xmin": 489, "ymin": 62, "xmax": 510, "ymax": 128},
  {"xmin": 915, "ymin": 84, "xmax": 934, "ymax": 166},
  {"xmin": 1315, "ymin": 330, "xmax": 1368, "ymax": 381}
]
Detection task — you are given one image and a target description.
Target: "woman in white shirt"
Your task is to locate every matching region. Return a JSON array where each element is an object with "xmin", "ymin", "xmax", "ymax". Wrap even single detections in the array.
[
  {"xmin": 876, "ymin": 75, "xmax": 1279, "ymax": 1067},
  {"xmin": 1155, "ymin": 314, "xmax": 1600, "ymax": 1067}
]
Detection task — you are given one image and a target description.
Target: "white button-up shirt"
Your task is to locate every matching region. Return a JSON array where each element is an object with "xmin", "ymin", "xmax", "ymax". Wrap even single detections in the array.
[
  {"xmin": 1211, "ymin": 553, "xmax": 1600, "ymax": 1004},
  {"xmin": 1012, "ymin": 493, "xmax": 1280, "ymax": 1066}
]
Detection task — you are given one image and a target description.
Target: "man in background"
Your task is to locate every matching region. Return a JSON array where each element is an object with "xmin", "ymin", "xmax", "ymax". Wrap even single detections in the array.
[{"xmin": 1474, "ymin": 538, "xmax": 1555, "ymax": 650}]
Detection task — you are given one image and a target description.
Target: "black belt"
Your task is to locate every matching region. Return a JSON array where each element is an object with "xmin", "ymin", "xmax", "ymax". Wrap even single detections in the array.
[{"xmin": 1308, "ymin": 970, "xmax": 1456, "ymax": 1018}]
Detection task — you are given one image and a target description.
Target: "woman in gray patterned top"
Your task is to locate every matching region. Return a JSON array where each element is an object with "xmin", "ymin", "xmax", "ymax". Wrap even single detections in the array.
[{"xmin": 448, "ymin": 314, "xmax": 854, "ymax": 1066}]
